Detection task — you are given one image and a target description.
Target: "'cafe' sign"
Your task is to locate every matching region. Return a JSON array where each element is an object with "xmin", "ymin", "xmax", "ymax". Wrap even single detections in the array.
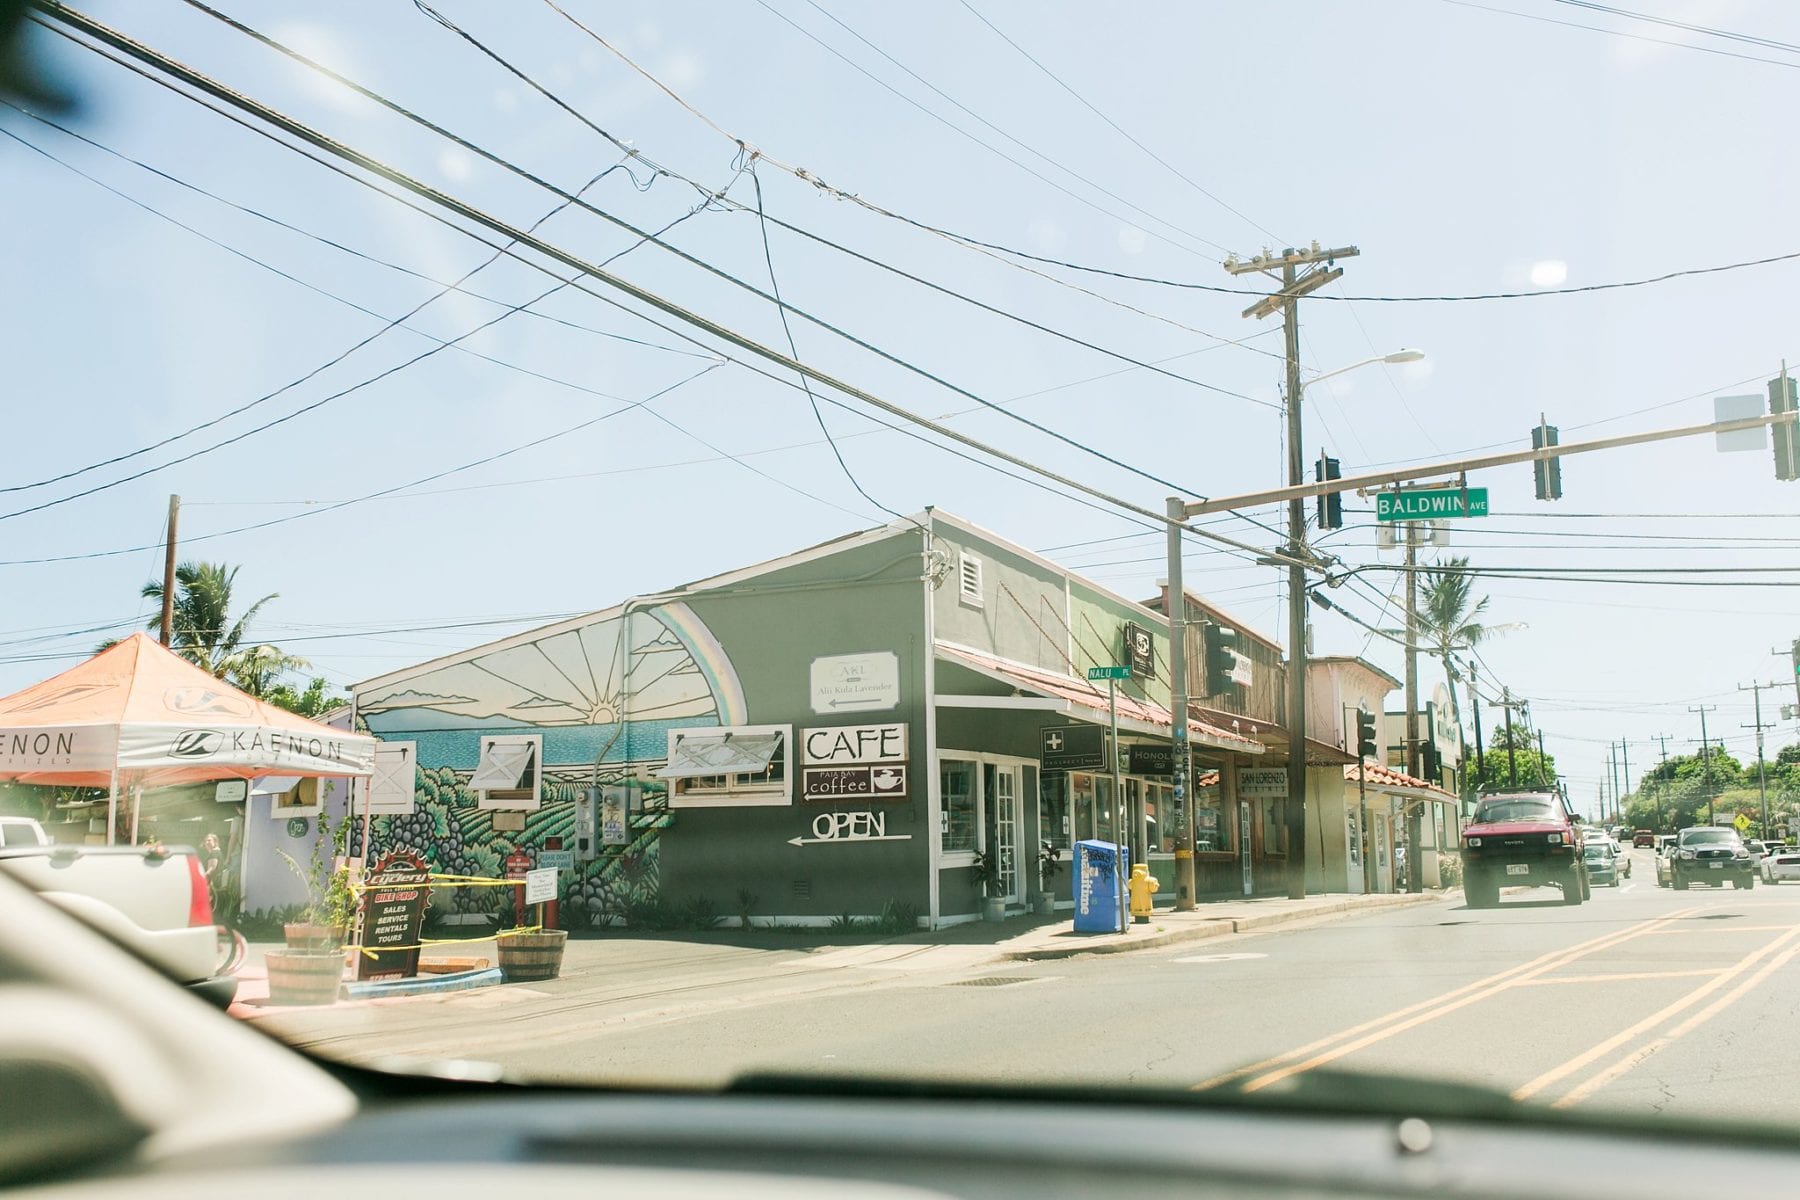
[{"xmin": 801, "ymin": 723, "xmax": 908, "ymax": 802}]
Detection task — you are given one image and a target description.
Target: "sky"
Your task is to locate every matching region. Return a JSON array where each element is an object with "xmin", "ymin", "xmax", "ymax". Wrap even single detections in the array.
[{"xmin": 3, "ymin": 0, "xmax": 1798, "ymax": 807}]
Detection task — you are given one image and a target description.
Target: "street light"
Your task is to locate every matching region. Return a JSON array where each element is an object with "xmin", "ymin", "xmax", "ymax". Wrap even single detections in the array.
[{"xmin": 1305, "ymin": 349, "xmax": 1427, "ymax": 389}]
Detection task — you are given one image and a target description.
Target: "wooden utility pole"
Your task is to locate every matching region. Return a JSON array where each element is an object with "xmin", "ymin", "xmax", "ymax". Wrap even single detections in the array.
[
  {"xmin": 159, "ymin": 494, "xmax": 180, "ymax": 646},
  {"xmin": 1740, "ymin": 681, "xmax": 1778, "ymax": 839},
  {"xmin": 1690, "ymin": 705, "xmax": 1718, "ymax": 824},
  {"xmin": 1224, "ymin": 242, "xmax": 1359, "ymax": 901}
]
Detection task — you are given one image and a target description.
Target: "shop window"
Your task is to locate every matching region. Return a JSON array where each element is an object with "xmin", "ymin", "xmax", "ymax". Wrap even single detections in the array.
[
  {"xmin": 957, "ymin": 552, "xmax": 984, "ymax": 608},
  {"xmin": 941, "ymin": 759, "xmax": 978, "ymax": 854},
  {"xmin": 1262, "ymin": 795, "xmax": 1289, "ymax": 855},
  {"xmin": 1146, "ymin": 783, "xmax": 1179, "ymax": 852},
  {"xmin": 471, "ymin": 734, "xmax": 543, "ymax": 810},
  {"xmin": 257, "ymin": 775, "xmax": 320, "ymax": 817},
  {"xmin": 661, "ymin": 725, "xmax": 791, "ymax": 808},
  {"xmin": 1038, "ymin": 772, "xmax": 1071, "ymax": 851},
  {"xmin": 1191, "ymin": 780, "xmax": 1235, "ymax": 853}
]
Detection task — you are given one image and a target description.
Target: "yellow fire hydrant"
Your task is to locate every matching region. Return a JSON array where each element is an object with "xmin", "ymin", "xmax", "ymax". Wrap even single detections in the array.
[{"xmin": 1128, "ymin": 862, "xmax": 1158, "ymax": 924}]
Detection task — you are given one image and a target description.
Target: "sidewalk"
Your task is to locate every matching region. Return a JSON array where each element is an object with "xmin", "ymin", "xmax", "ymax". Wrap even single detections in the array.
[{"xmin": 971, "ymin": 888, "xmax": 1451, "ymax": 961}]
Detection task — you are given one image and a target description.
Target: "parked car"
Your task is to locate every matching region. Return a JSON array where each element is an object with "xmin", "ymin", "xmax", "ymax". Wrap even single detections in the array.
[
  {"xmin": 0, "ymin": 842, "xmax": 236, "ymax": 1004},
  {"xmin": 1582, "ymin": 840, "xmax": 1620, "ymax": 888},
  {"xmin": 1761, "ymin": 846, "xmax": 1800, "ymax": 885},
  {"xmin": 1669, "ymin": 827, "xmax": 1755, "ymax": 890},
  {"xmin": 1655, "ymin": 839, "xmax": 1679, "ymax": 888},
  {"xmin": 0, "ymin": 815, "xmax": 49, "ymax": 848},
  {"xmin": 1633, "ymin": 829, "xmax": 1655, "ymax": 847}
]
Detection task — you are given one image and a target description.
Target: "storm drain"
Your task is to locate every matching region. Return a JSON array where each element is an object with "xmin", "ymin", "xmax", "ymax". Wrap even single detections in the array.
[{"xmin": 946, "ymin": 975, "xmax": 1035, "ymax": 988}]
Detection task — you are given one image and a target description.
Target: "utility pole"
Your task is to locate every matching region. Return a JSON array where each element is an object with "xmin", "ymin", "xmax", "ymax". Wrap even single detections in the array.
[
  {"xmin": 1164, "ymin": 503, "xmax": 1195, "ymax": 911},
  {"xmin": 1741, "ymin": 681, "xmax": 1777, "ymax": 839},
  {"xmin": 1468, "ymin": 660, "xmax": 1485, "ymax": 804},
  {"xmin": 1403, "ymin": 519, "xmax": 1422, "ymax": 893},
  {"xmin": 1225, "ymin": 242, "xmax": 1359, "ymax": 900},
  {"xmin": 1655, "ymin": 733, "xmax": 1672, "ymax": 831},
  {"xmin": 1690, "ymin": 705, "xmax": 1717, "ymax": 824},
  {"xmin": 1535, "ymin": 727, "xmax": 1551, "ymax": 789},
  {"xmin": 1608, "ymin": 743, "xmax": 1620, "ymax": 821},
  {"xmin": 159, "ymin": 494, "xmax": 180, "ymax": 646},
  {"xmin": 1500, "ymin": 688, "xmax": 1523, "ymax": 788},
  {"xmin": 1620, "ymin": 739, "xmax": 1632, "ymax": 805}
]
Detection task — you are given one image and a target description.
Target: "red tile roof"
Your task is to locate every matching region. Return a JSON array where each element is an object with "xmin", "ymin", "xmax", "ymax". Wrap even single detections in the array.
[{"xmin": 1345, "ymin": 761, "xmax": 1456, "ymax": 801}]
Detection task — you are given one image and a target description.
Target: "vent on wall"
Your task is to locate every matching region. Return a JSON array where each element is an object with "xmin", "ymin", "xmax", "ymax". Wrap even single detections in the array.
[
  {"xmin": 791, "ymin": 879, "xmax": 812, "ymax": 899},
  {"xmin": 958, "ymin": 552, "xmax": 983, "ymax": 608}
]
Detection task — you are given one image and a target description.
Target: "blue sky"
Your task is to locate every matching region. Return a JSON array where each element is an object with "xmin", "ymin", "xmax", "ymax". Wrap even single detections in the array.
[{"xmin": 3, "ymin": 0, "xmax": 1798, "ymax": 802}]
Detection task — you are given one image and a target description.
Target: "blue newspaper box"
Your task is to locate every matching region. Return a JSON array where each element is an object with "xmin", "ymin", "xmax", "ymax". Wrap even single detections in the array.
[{"xmin": 1073, "ymin": 839, "xmax": 1130, "ymax": 934}]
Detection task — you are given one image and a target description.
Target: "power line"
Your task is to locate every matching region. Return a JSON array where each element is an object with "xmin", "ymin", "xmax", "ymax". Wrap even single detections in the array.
[
  {"xmin": 532, "ymin": 0, "xmax": 1291, "ymax": 368},
  {"xmin": 177, "ymin": 0, "xmax": 1285, "ymax": 515},
  {"xmin": 1549, "ymin": 0, "xmax": 1800, "ymax": 56},
  {"xmin": 41, "ymin": 5, "xmax": 1321, "ymax": 575},
  {"xmin": 954, "ymin": 0, "xmax": 1278, "ymax": 244},
  {"xmin": 4, "ymin": 100, "xmax": 710, "ymax": 359},
  {"xmin": 752, "ymin": 0, "xmax": 1229, "ymax": 260},
  {"xmin": 1438, "ymin": 0, "xmax": 1800, "ymax": 71}
]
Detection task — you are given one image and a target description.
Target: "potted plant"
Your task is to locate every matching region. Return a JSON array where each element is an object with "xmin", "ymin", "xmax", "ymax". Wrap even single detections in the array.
[
  {"xmin": 1033, "ymin": 842, "xmax": 1062, "ymax": 916},
  {"xmin": 972, "ymin": 847, "xmax": 1006, "ymax": 922},
  {"xmin": 276, "ymin": 809, "xmax": 354, "ymax": 951}
]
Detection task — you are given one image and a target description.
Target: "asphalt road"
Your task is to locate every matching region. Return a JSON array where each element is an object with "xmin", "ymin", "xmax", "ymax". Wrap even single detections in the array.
[{"xmin": 261, "ymin": 848, "xmax": 1800, "ymax": 1123}]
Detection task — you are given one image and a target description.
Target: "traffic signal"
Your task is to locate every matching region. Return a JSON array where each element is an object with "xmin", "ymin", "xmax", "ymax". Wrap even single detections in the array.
[
  {"xmin": 1421, "ymin": 741, "xmax": 1442, "ymax": 781},
  {"xmin": 1203, "ymin": 623, "xmax": 1242, "ymax": 694},
  {"xmin": 1772, "ymin": 372, "xmax": 1798, "ymax": 482},
  {"xmin": 1314, "ymin": 452, "xmax": 1342, "ymax": 530},
  {"xmin": 1532, "ymin": 415, "xmax": 1562, "ymax": 500},
  {"xmin": 1355, "ymin": 708, "xmax": 1378, "ymax": 760}
]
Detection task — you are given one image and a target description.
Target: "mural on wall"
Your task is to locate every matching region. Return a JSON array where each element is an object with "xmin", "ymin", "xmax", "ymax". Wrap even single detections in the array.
[
  {"xmin": 359, "ymin": 602, "xmax": 747, "ymax": 769},
  {"xmin": 349, "ymin": 602, "xmax": 747, "ymax": 918},
  {"xmin": 347, "ymin": 766, "xmax": 671, "ymax": 922}
]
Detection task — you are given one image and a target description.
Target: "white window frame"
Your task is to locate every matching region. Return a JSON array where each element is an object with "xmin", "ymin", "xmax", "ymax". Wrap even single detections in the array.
[
  {"xmin": 267, "ymin": 777, "xmax": 322, "ymax": 818},
  {"xmin": 957, "ymin": 551, "xmax": 984, "ymax": 609},
  {"xmin": 474, "ymin": 733, "xmax": 543, "ymax": 811},
  {"xmin": 666, "ymin": 723, "xmax": 793, "ymax": 809},
  {"xmin": 939, "ymin": 756, "xmax": 982, "ymax": 864}
]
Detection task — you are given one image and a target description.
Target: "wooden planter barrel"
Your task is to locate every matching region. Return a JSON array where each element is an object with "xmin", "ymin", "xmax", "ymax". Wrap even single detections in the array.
[
  {"xmin": 266, "ymin": 949, "xmax": 344, "ymax": 1006},
  {"xmin": 496, "ymin": 929, "xmax": 568, "ymax": 982},
  {"xmin": 283, "ymin": 922, "xmax": 342, "ymax": 951}
]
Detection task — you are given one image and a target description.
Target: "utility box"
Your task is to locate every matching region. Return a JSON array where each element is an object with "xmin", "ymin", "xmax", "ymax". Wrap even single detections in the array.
[{"xmin": 1073, "ymin": 839, "xmax": 1128, "ymax": 934}]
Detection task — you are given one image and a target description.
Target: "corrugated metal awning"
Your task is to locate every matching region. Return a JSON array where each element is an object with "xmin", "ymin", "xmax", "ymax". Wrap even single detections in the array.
[{"xmin": 657, "ymin": 731, "xmax": 781, "ymax": 779}]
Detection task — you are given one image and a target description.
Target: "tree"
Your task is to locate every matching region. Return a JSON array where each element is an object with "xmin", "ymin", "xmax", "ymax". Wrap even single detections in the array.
[
  {"xmin": 264, "ymin": 677, "xmax": 342, "ymax": 719},
  {"xmin": 1472, "ymin": 726, "xmax": 1559, "ymax": 792},
  {"xmin": 1417, "ymin": 557, "xmax": 1491, "ymax": 734},
  {"xmin": 140, "ymin": 561, "xmax": 276, "ymax": 674},
  {"xmin": 224, "ymin": 643, "xmax": 313, "ymax": 700}
]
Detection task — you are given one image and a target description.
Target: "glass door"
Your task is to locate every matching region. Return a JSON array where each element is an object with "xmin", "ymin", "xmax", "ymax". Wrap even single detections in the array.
[{"xmin": 986, "ymin": 763, "xmax": 1019, "ymax": 904}]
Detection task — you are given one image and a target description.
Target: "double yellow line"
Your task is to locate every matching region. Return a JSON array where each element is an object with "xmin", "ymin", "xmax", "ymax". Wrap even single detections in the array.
[
  {"xmin": 1193, "ymin": 905, "xmax": 1708, "ymax": 1094},
  {"xmin": 1517, "ymin": 921, "xmax": 1800, "ymax": 1108}
]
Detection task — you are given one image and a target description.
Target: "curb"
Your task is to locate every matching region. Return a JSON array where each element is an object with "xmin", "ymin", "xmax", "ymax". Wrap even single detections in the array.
[{"xmin": 1001, "ymin": 891, "xmax": 1446, "ymax": 961}]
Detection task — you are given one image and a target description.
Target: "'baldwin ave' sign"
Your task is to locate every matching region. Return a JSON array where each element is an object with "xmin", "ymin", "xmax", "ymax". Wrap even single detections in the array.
[{"xmin": 1375, "ymin": 487, "xmax": 1489, "ymax": 522}]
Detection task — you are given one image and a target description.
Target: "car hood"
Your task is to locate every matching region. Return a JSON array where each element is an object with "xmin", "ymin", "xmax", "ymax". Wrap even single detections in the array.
[{"xmin": 1462, "ymin": 820, "xmax": 1569, "ymax": 838}]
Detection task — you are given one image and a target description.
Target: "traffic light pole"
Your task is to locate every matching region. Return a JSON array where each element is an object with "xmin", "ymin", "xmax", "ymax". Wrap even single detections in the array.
[
  {"xmin": 1165, "ymin": 497, "xmax": 1195, "ymax": 911},
  {"xmin": 1403, "ymin": 519, "xmax": 1422, "ymax": 893}
]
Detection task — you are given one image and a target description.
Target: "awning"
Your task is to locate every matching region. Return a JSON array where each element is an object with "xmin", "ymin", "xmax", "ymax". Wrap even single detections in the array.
[
  {"xmin": 470, "ymin": 738, "xmax": 537, "ymax": 790},
  {"xmin": 934, "ymin": 642, "xmax": 1264, "ymax": 755},
  {"xmin": 249, "ymin": 775, "xmax": 302, "ymax": 797},
  {"xmin": 1346, "ymin": 761, "xmax": 1457, "ymax": 803},
  {"xmin": 657, "ymin": 731, "xmax": 782, "ymax": 779}
]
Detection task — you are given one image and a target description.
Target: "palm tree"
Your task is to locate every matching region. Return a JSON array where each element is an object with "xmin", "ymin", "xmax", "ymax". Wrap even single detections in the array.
[
  {"xmin": 223, "ymin": 643, "xmax": 314, "ymax": 699},
  {"xmin": 1416, "ymin": 556, "xmax": 1490, "ymax": 732},
  {"xmin": 139, "ymin": 561, "xmax": 278, "ymax": 675}
]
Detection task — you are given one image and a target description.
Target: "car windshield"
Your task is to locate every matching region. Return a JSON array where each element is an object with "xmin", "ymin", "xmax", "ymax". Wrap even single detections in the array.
[
  {"xmin": 8, "ymin": 0, "xmax": 1800, "ymax": 1165},
  {"xmin": 1474, "ymin": 799, "xmax": 1559, "ymax": 823}
]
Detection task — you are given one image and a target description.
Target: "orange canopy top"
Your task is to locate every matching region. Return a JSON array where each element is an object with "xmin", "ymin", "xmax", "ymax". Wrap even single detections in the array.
[{"xmin": 0, "ymin": 633, "xmax": 376, "ymax": 787}]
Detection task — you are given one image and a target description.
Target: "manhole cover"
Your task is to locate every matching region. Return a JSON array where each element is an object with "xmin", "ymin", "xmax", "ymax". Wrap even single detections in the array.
[{"xmin": 947, "ymin": 975, "xmax": 1033, "ymax": 987}]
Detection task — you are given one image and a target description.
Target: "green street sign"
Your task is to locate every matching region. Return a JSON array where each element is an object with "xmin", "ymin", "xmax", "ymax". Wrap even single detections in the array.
[
  {"xmin": 1375, "ymin": 487, "xmax": 1490, "ymax": 522},
  {"xmin": 1087, "ymin": 665, "xmax": 1132, "ymax": 681}
]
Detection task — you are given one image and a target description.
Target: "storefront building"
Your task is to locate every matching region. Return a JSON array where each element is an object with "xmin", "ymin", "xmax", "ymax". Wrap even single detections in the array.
[{"xmin": 344, "ymin": 510, "xmax": 1285, "ymax": 928}]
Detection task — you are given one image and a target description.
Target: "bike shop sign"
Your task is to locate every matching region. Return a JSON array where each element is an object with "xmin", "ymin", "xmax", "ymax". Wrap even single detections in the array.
[{"xmin": 800, "ymin": 722, "xmax": 907, "ymax": 801}]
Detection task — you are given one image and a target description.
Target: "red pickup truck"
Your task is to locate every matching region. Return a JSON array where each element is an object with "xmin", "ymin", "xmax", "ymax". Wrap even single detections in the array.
[{"xmin": 1460, "ymin": 791, "xmax": 1589, "ymax": 909}]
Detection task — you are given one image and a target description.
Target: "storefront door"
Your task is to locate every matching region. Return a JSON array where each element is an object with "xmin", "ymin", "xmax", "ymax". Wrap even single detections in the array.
[{"xmin": 986, "ymin": 763, "xmax": 1020, "ymax": 905}]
